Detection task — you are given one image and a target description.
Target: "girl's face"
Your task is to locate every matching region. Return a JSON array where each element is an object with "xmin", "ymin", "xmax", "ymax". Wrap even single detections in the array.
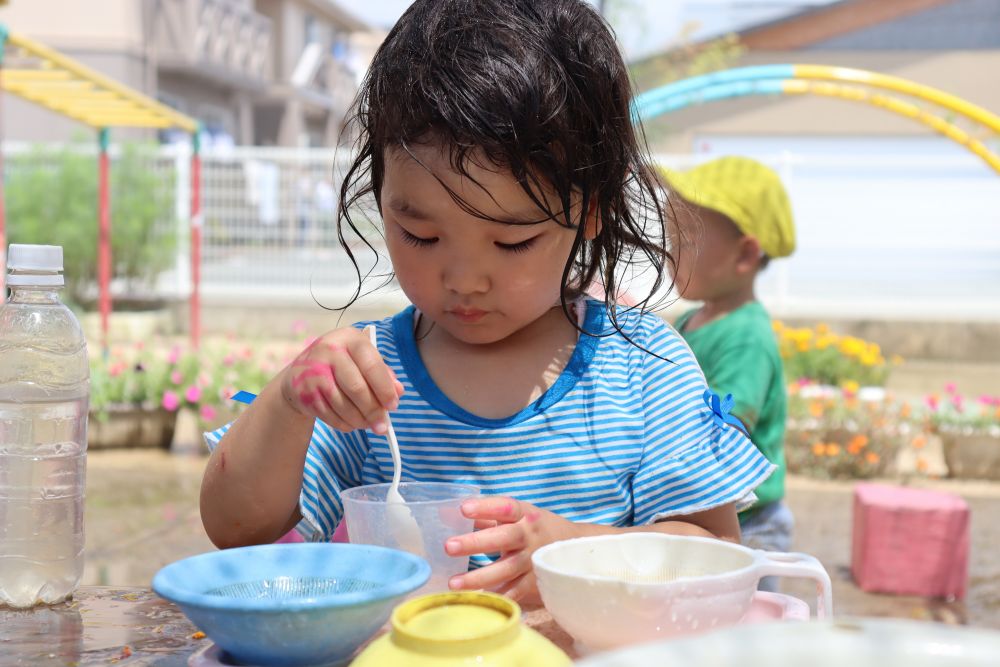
[{"xmin": 380, "ymin": 144, "xmax": 590, "ymax": 345}]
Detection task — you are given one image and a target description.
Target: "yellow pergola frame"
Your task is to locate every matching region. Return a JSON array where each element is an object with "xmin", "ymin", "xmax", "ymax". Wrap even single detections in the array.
[
  {"xmin": 0, "ymin": 27, "xmax": 204, "ymax": 351},
  {"xmin": 1, "ymin": 31, "xmax": 197, "ymax": 131}
]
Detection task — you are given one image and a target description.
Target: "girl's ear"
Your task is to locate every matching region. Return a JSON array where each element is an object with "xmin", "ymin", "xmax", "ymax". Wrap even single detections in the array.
[
  {"xmin": 584, "ymin": 198, "xmax": 603, "ymax": 240},
  {"xmin": 735, "ymin": 235, "xmax": 764, "ymax": 274}
]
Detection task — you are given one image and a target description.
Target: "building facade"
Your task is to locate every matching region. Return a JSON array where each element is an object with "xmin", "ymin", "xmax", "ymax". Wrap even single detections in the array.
[{"xmin": 0, "ymin": 0, "xmax": 383, "ymax": 146}]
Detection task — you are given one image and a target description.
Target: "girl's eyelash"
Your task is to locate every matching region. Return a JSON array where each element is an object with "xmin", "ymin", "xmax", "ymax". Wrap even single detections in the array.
[
  {"xmin": 496, "ymin": 237, "xmax": 537, "ymax": 254},
  {"xmin": 398, "ymin": 228, "xmax": 438, "ymax": 247},
  {"xmin": 398, "ymin": 226, "xmax": 536, "ymax": 254}
]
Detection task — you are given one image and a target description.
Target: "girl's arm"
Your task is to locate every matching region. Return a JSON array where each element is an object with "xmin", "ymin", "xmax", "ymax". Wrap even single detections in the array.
[
  {"xmin": 200, "ymin": 371, "xmax": 313, "ymax": 549},
  {"xmin": 599, "ymin": 503, "xmax": 741, "ymax": 543},
  {"xmin": 200, "ymin": 327, "xmax": 403, "ymax": 549}
]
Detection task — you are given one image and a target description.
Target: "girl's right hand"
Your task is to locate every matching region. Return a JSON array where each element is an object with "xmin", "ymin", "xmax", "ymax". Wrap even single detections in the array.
[{"xmin": 279, "ymin": 327, "xmax": 404, "ymax": 434}]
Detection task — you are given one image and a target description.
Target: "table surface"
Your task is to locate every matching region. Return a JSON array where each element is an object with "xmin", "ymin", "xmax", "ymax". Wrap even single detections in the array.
[{"xmin": 1, "ymin": 586, "xmax": 577, "ymax": 667}]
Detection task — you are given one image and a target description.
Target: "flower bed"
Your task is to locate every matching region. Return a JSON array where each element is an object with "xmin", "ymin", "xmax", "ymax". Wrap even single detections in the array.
[
  {"xmin": 89, "ymin": 330, "xmax": 307, "ymax": 449},
  {"xmin": 776, "ymin": 323, "xmax": 1000, "ymax": 481},
  {"xmin": 923, "ymin": 385, "xmax": 1000, "ymax": 480}
]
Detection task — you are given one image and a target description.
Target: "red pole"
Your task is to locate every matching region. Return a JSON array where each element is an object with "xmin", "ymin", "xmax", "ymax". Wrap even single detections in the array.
[
  {"xmin": 190, "ymin": 126, "xmax": 201, "ymax": 349},
  {"xmin": 0, "ymin": 27, "xmax": 8, "ymax": 290},
  {"xmin": 98, "ymin": 128, "xmax": 111, "ymax": 355}
]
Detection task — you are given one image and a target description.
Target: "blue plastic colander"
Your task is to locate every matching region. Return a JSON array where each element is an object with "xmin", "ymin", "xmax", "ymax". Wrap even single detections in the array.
[{"xmin": 152, "ymin": 542, "xmax": 430, "ymax": 666}]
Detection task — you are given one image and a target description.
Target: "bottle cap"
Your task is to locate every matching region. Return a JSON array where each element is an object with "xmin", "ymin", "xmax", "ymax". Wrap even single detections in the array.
[
  {"xmin": 6, "ymin": 244, "xmax": 65, "ymax": 287},
  {"xmin": 8, "ymin": 244, "xmax": 63, "ymax": 272}
]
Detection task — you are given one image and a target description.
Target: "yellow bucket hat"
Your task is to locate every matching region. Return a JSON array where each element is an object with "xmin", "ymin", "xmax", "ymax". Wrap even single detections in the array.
[{"xmin": 662, "ymin": 156, "xmax": 796, "ymax": 259}]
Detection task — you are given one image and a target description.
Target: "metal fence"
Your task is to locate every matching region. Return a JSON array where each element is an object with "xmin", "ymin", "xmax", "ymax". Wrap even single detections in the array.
[{"xmin": 4, "ymin": 143, "xmax": 999, "ymax": 320}]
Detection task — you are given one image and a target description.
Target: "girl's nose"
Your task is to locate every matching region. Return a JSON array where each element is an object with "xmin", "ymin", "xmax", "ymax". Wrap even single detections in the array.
[{"xmin": 443, "ymin": 258, "xmax": 490, "ymax": 295}]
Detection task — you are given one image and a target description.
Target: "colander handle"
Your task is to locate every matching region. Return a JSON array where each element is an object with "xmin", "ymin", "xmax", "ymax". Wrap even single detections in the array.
[{"xmin": 755, "ymin": 551, "xmax": 833, "ymax": 619}]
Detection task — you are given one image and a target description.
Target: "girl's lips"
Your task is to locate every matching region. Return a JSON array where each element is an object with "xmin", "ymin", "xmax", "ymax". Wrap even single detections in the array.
[{"xmin": 448, "ymin": 309, "xmax": 488, "ymax": 323}]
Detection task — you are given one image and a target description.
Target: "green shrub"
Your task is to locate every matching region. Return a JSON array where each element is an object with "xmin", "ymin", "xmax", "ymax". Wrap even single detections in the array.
[{"xmin": 6, "ymin": 141, "xmax": 176, "ymax": 308}]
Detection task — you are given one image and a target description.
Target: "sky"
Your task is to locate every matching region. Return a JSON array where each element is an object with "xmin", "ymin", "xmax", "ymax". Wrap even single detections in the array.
[{"xmin": 343, "ymin": 0, "xmax": 840, "ymax": 60}]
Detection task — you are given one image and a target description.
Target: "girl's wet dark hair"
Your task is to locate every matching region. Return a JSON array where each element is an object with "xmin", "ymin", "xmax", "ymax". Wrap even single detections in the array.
[{"xmin": 334, "ymin": 0, "xmax": 675, "ymax": 337}]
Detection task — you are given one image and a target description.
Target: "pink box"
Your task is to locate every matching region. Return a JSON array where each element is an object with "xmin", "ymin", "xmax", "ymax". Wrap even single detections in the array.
[{"xmin": 851, "ymin": 483, "xmax": 970, "ymax": 599}]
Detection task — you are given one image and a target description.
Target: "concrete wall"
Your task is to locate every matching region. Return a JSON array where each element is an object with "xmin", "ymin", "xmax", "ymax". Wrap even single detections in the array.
[{"xmin": 0, "ymin": 0, "xmax": 145, "ymax": 51}]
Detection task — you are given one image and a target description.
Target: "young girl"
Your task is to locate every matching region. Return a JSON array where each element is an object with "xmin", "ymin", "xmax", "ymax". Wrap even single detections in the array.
[{"xmin": 200, "ymin": 0, "xmax": 774, "ymax": 604}]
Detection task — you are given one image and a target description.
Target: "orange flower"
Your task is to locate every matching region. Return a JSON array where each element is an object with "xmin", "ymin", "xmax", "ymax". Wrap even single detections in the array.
[
  {"xmin": 916, "ymin": 458, "xmax": 929, "ymax": 473},
  {"xmin": 809, "ymin": 401, "xmax": 824, "ymax": 418},
  {"xmin": 825, "ymin": 443, "xmax": 841, "ymax": 457},
  {"xmin": 865, "ymin": 452, "xmax": 880, "ymax": 465},
  {"xmin": 911, "ymin": 436, "xmax": 927, "ymax": 450},
  {"xmin": 849, "ymin": 434, "xmax": 869, "ymax": 449},
  {"xmin": 900, "ymin": 404, "xmax": 912, "ymax": 418},
  {"xmin": 812, "ymin": 442, "xmax": 826, "ymax": 456}
]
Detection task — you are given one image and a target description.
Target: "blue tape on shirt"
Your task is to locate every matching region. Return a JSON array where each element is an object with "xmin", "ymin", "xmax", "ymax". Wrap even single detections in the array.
[{"xmin": 231, "ymin": 390, "xmax": 257, "ymax": 405}]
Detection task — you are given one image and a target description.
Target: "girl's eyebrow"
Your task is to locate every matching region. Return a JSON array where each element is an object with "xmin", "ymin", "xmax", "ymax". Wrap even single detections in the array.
[
  {"xmin": 386, "ymin": 196, "xmax": 431, "ymax": 220},
  {"xmin": 388, "ymin": 195, "xmax": 550, "ymax": 226}
]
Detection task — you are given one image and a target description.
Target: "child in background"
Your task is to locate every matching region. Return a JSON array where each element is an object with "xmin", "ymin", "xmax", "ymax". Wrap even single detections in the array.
[
  {"xmin": 200, "ymin": 0, "xmax": 774, "ymax": 605},
  {"xmin": 664, "ymin": 157, "xmax": 796, "ymax": 590}
]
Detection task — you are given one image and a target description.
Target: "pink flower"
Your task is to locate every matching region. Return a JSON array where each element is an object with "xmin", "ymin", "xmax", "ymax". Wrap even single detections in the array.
[
  {"xmin": 925, "ymin": 394, "xmax": 939, "ymax": 411},
  {"xmin": 135, "ymin": 341, "xmax": 145, "ymax": 351},
  {"xmin": 185, "ymin": 385, "xmax": 202, "ymax": 403},
  {"xmin": 167, "ymin": 346, "xmax": 182, "ymax": 364},
  {"xmin": 162, "ymin": 391, "xmax": 180, "ymax": 411},
  {"xmin": 109, "ymin": 362, "xmax": 126, "ymax": 378},
  {"xmin": 796, "ymin": 378, "xmax": 812, "ymax": 387},
  {"xmin": 200, "ymin": 405, "xmax": 217, "ymax": 422},
  {"xmin": 291, "ymin": 320, "xmax": 307, "ymax": 335},
  {"xmin": 223, "ymin": 354, "xmax": 235, "ymax": 367},
  {"xmin": 951, "ymin": 394, "xmax": 964, "ymax": 411},
  {"xmin": 241, "ymin": 346, "xmax": 253, "ymax": 360},
  {"xmin": 978, "ymin": 395, "xmax": 995, "ymax": 407},
  {"xmin": 170, "ymin": 371, "xmax": 183, "ymax": 385},
  {"xmin": 944, "ymin": 383, "xmax": 957, "ymax": 395}
]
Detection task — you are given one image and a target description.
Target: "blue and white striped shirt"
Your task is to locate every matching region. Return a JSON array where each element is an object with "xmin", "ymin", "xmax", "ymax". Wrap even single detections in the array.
[{"xmin": 206, "ymin": 300, "xmax": 774, "ymax": 562}]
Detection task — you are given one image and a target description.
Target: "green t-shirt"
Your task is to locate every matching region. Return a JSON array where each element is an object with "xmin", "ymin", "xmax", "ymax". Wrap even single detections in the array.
[{"xmin": 675, "ymin": 301, "xmax": 786, "ymax": 514}]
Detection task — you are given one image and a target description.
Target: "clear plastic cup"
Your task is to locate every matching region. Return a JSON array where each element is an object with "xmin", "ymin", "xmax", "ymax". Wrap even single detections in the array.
[{"xmin": 340, "ymin": 482, "xmax": 480, "ymax": 593}]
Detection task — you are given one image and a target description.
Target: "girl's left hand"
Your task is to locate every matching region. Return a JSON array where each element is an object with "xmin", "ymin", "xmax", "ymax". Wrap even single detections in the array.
[{"xmin": 444, "ymin": 497, "xmax": 578, "ymax": 605}]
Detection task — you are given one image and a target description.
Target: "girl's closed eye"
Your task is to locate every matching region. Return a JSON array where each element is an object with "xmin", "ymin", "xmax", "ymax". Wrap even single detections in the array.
[
  {"xmin": 398, "ymin": 227, "xmax": 438, "ymax": 248},
  {"xmin": 496, "ymin": 236, "xmax": 539, "ymax": 254}
]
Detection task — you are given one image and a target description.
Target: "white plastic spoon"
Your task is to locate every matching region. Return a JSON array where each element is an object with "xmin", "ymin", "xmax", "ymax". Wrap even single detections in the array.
[{"xmin": 364, "ymin": 325, "xmax": 425, "ymax": 556}]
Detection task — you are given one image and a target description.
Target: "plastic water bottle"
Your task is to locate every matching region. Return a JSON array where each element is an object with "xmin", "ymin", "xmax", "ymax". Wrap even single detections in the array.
[{"xmin": 0, "ymin": 244, "xmax": 89, "ymax": 608}]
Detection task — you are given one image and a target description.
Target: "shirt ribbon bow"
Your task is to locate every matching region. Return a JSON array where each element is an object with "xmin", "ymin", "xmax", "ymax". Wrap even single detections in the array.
[{"xmin": 703, "ymin": 389, "xmax": 746, "ymax": 432}]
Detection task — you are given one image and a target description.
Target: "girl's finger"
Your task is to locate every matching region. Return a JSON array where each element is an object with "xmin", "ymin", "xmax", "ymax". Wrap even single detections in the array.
[
  {"xmin": 326, "ymin": 355, "xmax": 386, "ymax": 431},
  {"xmin": 496, "ymin": 572, "xmax": 535, "ymax": 604},
  {"xmin": 445, "ymin": 523, "xmax": 525, "ymax": 557},
  {"xmin": 349, "ymin": 338, "xmax": 401, "ymax": 412},
  {"xmin": 316, "ymin": 378, "xmax": 370, "ymax": 432},
  {"xmin": 461, "ymin": 497, "xmax": 524, "ymax": 523},
  {"xmin": 449, "ymin": 551, "xmax": 528, "ymax": 592}
]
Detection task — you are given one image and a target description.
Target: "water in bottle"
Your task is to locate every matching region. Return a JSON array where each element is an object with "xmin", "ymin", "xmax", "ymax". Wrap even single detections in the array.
[{"xmin": 0, "ymin": 244, "xmax": 89, "ymax": 608}]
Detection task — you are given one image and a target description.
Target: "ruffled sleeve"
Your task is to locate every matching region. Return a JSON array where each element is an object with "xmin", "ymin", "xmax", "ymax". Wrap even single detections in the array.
[{"xmin": 630, "ymin": 317, "xmax": 775, "ymax": 525}]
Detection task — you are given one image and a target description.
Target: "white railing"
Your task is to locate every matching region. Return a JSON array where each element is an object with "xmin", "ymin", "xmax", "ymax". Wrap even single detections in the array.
[{"xmin": 4, "ymin": 143, "xmax": 999, "ymax": 321}]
